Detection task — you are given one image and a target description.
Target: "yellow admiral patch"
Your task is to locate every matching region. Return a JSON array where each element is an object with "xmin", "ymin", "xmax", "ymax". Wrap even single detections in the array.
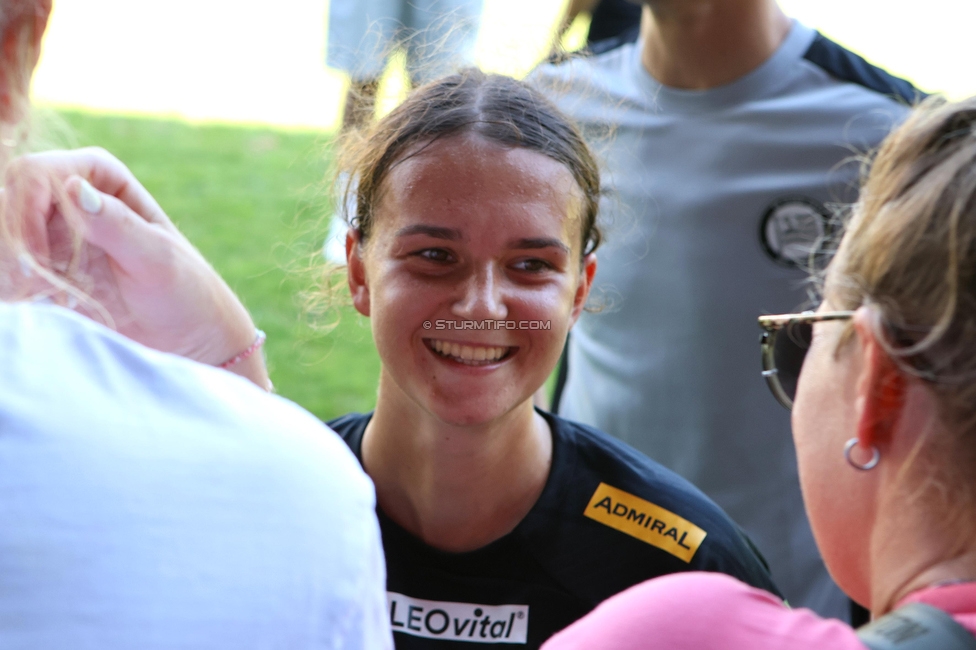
[{"xmin": 584, "ymin": 482, "xmax": 707, "ymax": 562}]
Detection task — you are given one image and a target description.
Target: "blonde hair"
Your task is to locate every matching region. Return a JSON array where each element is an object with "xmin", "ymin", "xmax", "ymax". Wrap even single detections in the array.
[
  {"xmin": 0, "ymin": 0, "xmax": 91, "ymax": 310},
  {"xmin": 828, "ymin": 96, "xmax": 976, "ymax": 497},
  {"xmin": 0, "ymin": 0, "xmax": 48, "ymax": 151}
]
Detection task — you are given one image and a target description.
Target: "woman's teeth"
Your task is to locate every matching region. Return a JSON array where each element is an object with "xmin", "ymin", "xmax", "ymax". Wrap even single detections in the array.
[{"xmin": 430, "ymin": 339, "xmax": 509, "ymax": 363}]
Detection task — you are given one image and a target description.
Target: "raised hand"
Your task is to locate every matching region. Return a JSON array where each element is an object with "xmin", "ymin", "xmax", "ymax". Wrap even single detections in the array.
[{"xmin": 4, "ymin": 147, "xmax": 271, "ymax": 389}]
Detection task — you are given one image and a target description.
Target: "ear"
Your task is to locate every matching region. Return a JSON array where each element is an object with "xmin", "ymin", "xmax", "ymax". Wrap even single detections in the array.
[
  {"xmin": 568, "ymin": 253, "xmax": 597, "ymax": 325},
  {"xmin": 852, "ymin": 306, "xmax": 906, "ymax": 450},
  {"xmin": 0, "ymin": 0, "xmax": 52, "ymax": 123},
  {"xmin": 346, "ymin": 228, "xmax": 370, "ymax": 317}
]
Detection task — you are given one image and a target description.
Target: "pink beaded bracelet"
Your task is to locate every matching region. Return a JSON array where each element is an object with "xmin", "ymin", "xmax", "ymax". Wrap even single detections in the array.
[{"xmin": 219, "ymin": 329, "xmax": 267, "ymax": 369}]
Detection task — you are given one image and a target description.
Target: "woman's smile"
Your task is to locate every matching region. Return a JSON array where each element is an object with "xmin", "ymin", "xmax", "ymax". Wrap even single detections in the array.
[
  {"xmin": 347, "ymin": 132, "xmax": 596, "ymax": 424},
  {"xmin": 425, "ymin": 337, "xmax": 517, "ymax": 366}
]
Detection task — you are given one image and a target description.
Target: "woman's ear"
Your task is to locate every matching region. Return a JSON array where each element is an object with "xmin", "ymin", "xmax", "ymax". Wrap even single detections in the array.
[
  {"xmin": 853, "ymin": 306, "xmax": 906, "ymax": 450},
  {"xmin": 346, "ymin": 228, "xmax": 370, "ymax": 317},
  {"xmin": 569, "ymin": 253, "xmax": 597, "ymax": 324}
]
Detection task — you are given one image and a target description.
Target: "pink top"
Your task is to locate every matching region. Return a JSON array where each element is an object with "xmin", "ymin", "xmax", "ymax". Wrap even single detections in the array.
[{"xmin": 542, "ymin": 572, "xmax": 976, "ymax": 650}]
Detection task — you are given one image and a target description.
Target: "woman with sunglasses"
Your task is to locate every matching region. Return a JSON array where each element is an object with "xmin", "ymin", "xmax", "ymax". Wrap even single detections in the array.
[
  {"xmin": 8, "ymin": 70, "xmax": 784, "ymax": 646},
  {"xmin": 542, "ymin": 96, "xmax": 976, "ymax": 649}
]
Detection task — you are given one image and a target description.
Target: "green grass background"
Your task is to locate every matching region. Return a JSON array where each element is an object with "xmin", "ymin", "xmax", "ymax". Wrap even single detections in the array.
[{"xmin": 48, "ymin": 109, "xmax": 381, "ymax": 421}]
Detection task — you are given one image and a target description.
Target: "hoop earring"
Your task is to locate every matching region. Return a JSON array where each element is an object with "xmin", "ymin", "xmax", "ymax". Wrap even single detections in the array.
[{"xmin": 844, "ymin": 438, "xmax": 880, "ymax": 471}]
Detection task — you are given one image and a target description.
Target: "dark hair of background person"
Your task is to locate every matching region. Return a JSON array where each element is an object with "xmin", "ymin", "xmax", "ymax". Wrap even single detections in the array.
[{"xmin": 337, "ymin": 68, "xmax": 603, "ymax": 259}]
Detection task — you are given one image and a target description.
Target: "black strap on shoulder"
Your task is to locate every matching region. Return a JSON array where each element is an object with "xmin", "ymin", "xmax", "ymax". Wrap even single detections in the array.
[
  {"xmin": 857, "ymin": 603, "xmax": 976, "ymax": 650},
  {"xmin": 802, "ymin": 31, "xmax": 926, "ymax": 105}
]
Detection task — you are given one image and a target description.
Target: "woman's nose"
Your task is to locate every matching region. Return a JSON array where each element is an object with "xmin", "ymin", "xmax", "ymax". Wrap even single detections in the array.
[{"xmin": 452, "ymin": 265, "xmax": 508, "ymax": 322}]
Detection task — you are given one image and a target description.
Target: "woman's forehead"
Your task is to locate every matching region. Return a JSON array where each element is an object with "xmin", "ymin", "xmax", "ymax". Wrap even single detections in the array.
[
  {"xmin": 387, "ymin": 133, "xmax": 576, "ymax": 191},
  {"xmin": 375, "ymin": 134, "xmax": 584, "ymax": 235}
]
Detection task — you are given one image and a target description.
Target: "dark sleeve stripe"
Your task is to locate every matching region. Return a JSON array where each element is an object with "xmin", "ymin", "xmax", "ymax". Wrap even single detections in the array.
[{"xmin": 803, "ymin": 31, "xmax": 926, "ymax": 105}]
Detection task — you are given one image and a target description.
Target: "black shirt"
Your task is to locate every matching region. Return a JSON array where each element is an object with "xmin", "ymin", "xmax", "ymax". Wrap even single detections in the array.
[{"xmin": 329, "ymin": 410, "xmax": 781, "ymax": 648}]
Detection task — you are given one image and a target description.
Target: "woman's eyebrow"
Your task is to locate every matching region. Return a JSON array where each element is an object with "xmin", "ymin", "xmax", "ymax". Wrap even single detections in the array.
[
  {"xmin": 510, "ymin": 237, "xmax": 570, "ymax": 253},
  {"xmin": 395, "ymin": 224, "xmax": 463, "ymax": 240}
]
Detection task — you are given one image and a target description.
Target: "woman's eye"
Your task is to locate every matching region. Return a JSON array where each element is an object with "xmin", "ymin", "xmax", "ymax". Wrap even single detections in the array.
[
  {"xmin": 416, "ymin": 248, "xmax": 453, "ymax": 263},
  {"xmin": 513, "ymin": 258, "xmax": 554, "ymax": 273}
]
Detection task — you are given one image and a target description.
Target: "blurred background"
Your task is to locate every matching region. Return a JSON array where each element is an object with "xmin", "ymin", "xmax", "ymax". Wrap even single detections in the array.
[
  {"xmin": 30, "ymin": 0, "xmax": 974, "ymax": 420},
  {"xmin": 32, "ymin": 0, "xmax": 976, "ymax": 130}
]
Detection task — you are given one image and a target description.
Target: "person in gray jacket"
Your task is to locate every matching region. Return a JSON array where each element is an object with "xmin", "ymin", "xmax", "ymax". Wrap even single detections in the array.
[{"xmin": 532, "ymin": 0, "xmax": 921, "ymax": 621}]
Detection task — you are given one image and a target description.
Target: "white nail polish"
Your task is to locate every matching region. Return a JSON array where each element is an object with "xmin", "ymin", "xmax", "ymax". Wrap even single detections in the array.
[{"xmin": 77, "ymin": 179, "xmax": 103, "ymax": 214}]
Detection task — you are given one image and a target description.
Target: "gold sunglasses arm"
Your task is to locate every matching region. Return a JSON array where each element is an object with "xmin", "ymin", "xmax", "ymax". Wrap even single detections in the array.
[{"xmin": 758, "ymin": 310, "xmax": 857, "ymax": 331}]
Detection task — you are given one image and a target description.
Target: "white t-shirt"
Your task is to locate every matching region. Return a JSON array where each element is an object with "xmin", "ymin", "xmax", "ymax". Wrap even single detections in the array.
[
  {"xmin": 532, "ymin": 21, "xmax": 917, "ymax": 618},
  {"xmin": 0, "ymin": 301, "xmax": 392, "ymax": 650}
]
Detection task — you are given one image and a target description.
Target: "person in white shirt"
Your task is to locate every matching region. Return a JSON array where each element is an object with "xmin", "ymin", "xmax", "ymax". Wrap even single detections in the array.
[
  {"xmin": 0, "ymin": 2, "xmax": 392, "ymax": 647},
  {"xmin": 0, "ymin": 300, "xmax": 392, "ymax": 650}
]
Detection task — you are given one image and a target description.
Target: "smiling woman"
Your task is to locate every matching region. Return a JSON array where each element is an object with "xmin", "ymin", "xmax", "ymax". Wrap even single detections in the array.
[
  {"xmin": 321, "ymin": 69, "xmax": 782, "ymax": 647},
  {"xmin": 351, "ymin": 135, "xmax": 586, "ymax": 427}
]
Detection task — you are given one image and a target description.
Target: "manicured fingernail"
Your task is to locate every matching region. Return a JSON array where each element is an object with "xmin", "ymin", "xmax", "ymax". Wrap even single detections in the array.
[{"xmin": 77, "ymin": 179, "xmax": 103, "ymax": 214}]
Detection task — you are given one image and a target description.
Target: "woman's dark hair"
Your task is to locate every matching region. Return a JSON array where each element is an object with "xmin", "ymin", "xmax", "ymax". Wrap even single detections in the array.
[{"xmin": 338, "ymin": 68, "xmax": 602, "ymax": 257}]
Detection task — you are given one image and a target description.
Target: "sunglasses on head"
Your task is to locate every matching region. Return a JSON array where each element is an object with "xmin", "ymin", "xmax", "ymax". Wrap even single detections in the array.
[{"xmin": 758, "ymin": 310, "xmax": 855, "ymax": 410}]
